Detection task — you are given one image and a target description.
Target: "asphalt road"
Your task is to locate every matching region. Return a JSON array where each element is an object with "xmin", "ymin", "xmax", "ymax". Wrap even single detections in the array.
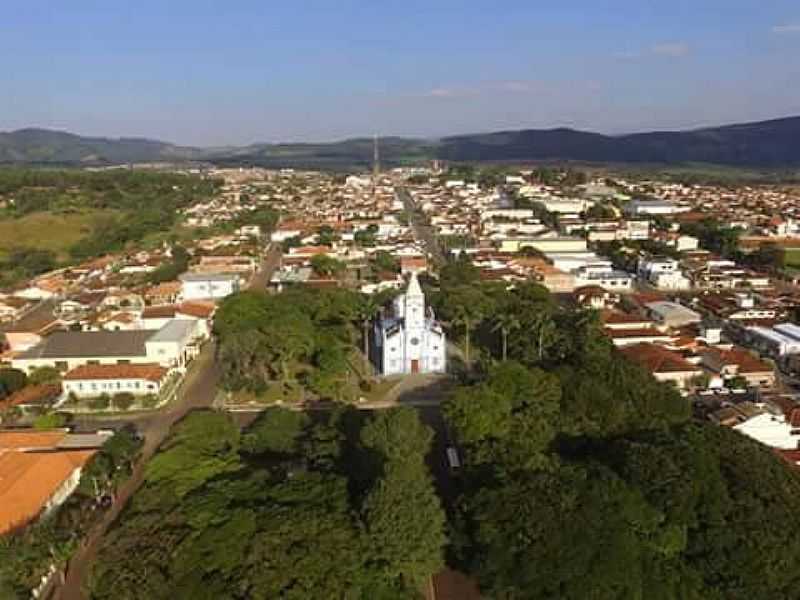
[
  {"xmin": 398, "ymin": 188, "xmax": 445, "ymax": 266},
  {"xmin": 248, "ymin": 243, "xmax": 282, "ymax": 292}
]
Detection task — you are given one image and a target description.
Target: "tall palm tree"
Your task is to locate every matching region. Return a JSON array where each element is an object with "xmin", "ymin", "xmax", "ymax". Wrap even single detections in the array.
[
  {"xmin": 356, "ymin": 295, "xmax": 380, "ymax": 374},
  {"xmin": 492, "ymin": 313, "xmax": 521, "ymax": 362},
  {"xmin": 452, "ymin": 305, "xmax": 483, "ymax": 366}
]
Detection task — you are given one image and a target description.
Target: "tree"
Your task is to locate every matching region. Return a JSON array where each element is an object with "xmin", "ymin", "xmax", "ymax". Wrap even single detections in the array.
[
  {"xmin": 112, "ymin": 392, "xmax": 135, "ymax": 411},
  {"xmin": 491, "ymin": 312, "xmax": 521, "ymax": 361},
  {"xmin": 361, "ymin": 408, "xmax": 446, "ymax": 588},
  {"xmin": 372, "ymin": 250, "xmax": 399, "ymax": 273},
  {"xmin": 27, "ymin": 366, "xmax": 61, "ymax": 385},
  {"xmin": 447, "ymin": 285, "xmax": 492, "ymax": 365},
  {"xmin": 310, "ymin": 254, "xmax": 345, "ymax": 278},
  {"xmin": 316, "ymin": 225, "xmax": 340, "ymax": 246},
  {"xmin": 241, "ymin": 408, "xmax": 310, "ymax": 456},
  {"xmin": 89, "ymin": 394, "xmax": 111, "ymax": 411},
  {"xmin": 0, "ymin": 368, "xmax": 27, "ymax": 399},
  {"xmin": 356, "ymin": 295, "xmax": 380, "ymax": 374}
]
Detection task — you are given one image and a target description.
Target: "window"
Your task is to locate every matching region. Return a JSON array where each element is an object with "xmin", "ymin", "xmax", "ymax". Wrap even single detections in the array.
[
  {"xmin": 88, "ymin": 360, "xmax": 100, "ymax": 365},
  {"xmin": 117, "ymin": 359, "xmax": 130, "ymax": 365},
  {"xmin": 55, "ymin": 361, "xmax": 68, "ymax": 372}
]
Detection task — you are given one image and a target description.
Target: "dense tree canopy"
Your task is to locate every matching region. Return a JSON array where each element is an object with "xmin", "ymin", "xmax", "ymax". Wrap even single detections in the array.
[
  {"xmin": 438, "ymin": 269, "xmax": 800, "ymax": 600},
  {"xmin": 88, "ymin": 408, "xmax": 444, "ymax": 599}
]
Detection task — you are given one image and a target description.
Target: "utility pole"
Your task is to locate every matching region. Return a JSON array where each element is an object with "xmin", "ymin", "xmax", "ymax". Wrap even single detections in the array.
[{"xmin": 372, "ymin": 134, "xmax": 380, "ymax": 199}]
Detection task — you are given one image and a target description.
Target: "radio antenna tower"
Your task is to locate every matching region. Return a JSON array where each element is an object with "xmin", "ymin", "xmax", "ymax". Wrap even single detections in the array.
[{"xmin": 373, "ymin": 134, "xmax": 380, "ymax": 180}]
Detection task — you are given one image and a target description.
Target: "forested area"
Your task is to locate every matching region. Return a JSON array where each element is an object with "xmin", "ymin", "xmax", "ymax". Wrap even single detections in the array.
[
  {"xmin": 433, "ymin": 262, "xmax": 800, "ymax": 599},
  {"xmin": 88, "ymin": 408, "xmax": 446, "ymax": 599},
  {"xmin": 0, "ymin": 168, "xmax": 219, "ymax": 287}
]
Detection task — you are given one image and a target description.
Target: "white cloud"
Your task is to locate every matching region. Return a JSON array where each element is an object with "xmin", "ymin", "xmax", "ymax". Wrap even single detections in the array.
[
  {"xmin": 651, "ymin": 42, "xmax": 690, "ymax": 57},
  {"xmin": 772, "ymin": 24, "xmax": 800, "ymax": 34}
]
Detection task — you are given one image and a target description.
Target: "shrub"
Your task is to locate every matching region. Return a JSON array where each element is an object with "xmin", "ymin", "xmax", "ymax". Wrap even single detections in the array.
[
  {"xmin": 28, "ymin": 366, "xmax": 61, "ymax": 385},
  {"xmin": 89, "ymin": 394, "xmax": 111, "ymax": 411},
  {"xmin": 112, "ymin": 392, "xmax": 136, "ymax": 411},
  {"xmin": 33, "ymin": 412, "xmax": 67, "ymax": 429}
]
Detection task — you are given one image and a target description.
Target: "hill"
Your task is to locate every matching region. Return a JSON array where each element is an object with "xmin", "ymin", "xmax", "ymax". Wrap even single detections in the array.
[
  {"xmin": 438, "ymin": 116, "xmax": 800, "ymax": 166},
  {"xmin": 2, "ymin": 115, "xmax": 800, "ymax": 168},
  {"xmin": 0, "ymin": 128, "xmax": 207, "ymax": 164}
]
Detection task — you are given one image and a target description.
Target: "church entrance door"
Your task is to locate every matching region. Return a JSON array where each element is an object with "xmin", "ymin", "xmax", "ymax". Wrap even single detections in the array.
[{"xmin": 411, "ymin": 359, "xmax": 420, "ymax": 374}]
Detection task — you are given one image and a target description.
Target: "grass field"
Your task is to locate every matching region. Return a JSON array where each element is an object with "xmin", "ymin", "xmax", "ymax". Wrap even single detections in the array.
[
  {"xmin": 0, "ymin": 210, "xmax": 110, "ymax": 260},
  {"xmin": 783, "ymin": 248, "xmax": 800, "ymax": 268}
]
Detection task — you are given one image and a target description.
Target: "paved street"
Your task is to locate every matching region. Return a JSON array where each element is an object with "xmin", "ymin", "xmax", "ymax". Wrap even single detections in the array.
[
  {"xmin": 248, "ymin": 243, "xmax": 282, "ymax": 291},
  {"xmin": 398, "ymin": 187, "xmax": 445, "ymax": 265}
]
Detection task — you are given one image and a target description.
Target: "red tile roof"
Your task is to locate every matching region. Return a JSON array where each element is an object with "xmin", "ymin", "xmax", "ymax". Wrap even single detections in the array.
[
  {"xmin": 620, "ymin": 343, "xmax": 701, "ymax": 374},
  {"xmin": 63, "ymin": 363, "xmax": 168, "ymax": 382}
]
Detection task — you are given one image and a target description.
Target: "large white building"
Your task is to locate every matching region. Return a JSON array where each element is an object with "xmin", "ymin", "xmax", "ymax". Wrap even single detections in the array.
[
  {"xmin": 373, "ymin": 273, "xmax": 446, "ymax": 376},
  {"xmin": 180, "ymin": 273, "xmax": 240, "ymax": 301}
]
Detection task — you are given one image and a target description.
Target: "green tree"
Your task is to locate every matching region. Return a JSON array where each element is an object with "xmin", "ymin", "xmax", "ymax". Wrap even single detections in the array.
[
  {"xmin": 112, "ymin": 392, "xmax": 136, "ymax": 411},
  {"xmin": 491, "ymin": 312, "xmax": 521, "ymax": 362},
  {"xmin": 241, "ymin": 408, "xmax": 310, "ymax": 456},
  {"xmin": 27, "ymin": 366, "xmax": 61, "ymax": 385},
  {"xmin": 0, "ymin": 368, "xmax": 27, "ymax": 399},
  {"xmin": 310, "ymin": 254, "xmax": 345, "ymax": 278}
]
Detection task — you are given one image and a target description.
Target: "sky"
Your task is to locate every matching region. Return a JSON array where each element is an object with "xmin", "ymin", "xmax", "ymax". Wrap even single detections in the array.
[{"xmin": 1, "ymin": 0, "xmax": 800, "ymax": 145}]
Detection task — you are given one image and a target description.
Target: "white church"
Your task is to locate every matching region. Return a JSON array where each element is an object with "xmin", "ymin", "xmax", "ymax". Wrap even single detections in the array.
[{"xmin": 373, "ymin": 272, "xmax": 446, "ymax": 376}]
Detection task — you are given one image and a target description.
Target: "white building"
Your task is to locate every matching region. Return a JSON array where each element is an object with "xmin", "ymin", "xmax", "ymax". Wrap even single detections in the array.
[
  {"xmin": 625, "ymin": 200, "xmax": 689, "ymax": 216},
  {"xmin": 180, "ymin": 273, "xmax": 240, "ymax": 301},
  {"xmin": 573, "ymin": 264, "xmax": 633, "ymax": 290},
  {"xmin": 373, "ymin": 273, "xmax": 446, "ymax": 375},
  {"xmin": 734, "ymin": 411, "xmax": 800, "ymax": 450},
  {"xmin": 62, "ymin": 363, "xmax": 171, "ymax": 398}
]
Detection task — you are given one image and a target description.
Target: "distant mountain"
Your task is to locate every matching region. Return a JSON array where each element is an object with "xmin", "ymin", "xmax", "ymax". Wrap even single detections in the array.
[
  {"xmin": 437, "ymin": 116, "xmax": 800, "ymax": 167},
  {"xmin": 0, "ymin": 128, "xmax": 211, "ymax": 164},
  {"xmin": 2, "ymin": 116, "xmax": 800, "ymax": 168}
]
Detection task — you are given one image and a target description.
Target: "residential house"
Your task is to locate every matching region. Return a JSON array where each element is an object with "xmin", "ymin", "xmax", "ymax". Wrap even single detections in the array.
[{"xmin": 63, "ymin": 364, "xmax": 170, "ymax": 398}]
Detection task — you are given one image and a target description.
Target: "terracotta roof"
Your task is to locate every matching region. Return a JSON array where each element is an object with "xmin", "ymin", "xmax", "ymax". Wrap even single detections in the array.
[
  {"xmin": 0, "ymin": 449, "xmax": 96, "ymax": 534},
  {"xmin": 178, "ymin": 301, "xmax": 215, "ymax": 319},
  {"xmin": 702, "ymin": 346, "xmax": 774, "ymax": 374},
  {"xmin": 601, "ymin": 310, "xmax": 654, "ymax": 326},
  {"xmin": 63, "ymin": 363, "xmax": 168, "ymax": 382},
  {"xmin": 605, "ymin": 327, "xmax": 673, "ymax": 339},
  {"xmin": 0, "ymin": 430, "xmax": 67, "ymax": 450},
  {"xmin": 145, "ymin": 281, "xmax": 181, "ymax": 297},
  {"xmin": 142, "ymin": 305, "xmax": 177, "ymax": 319},
  {"xmin": 620, "ymin": 343, "xmax": 701, "ymax": 374},
  {"xmin": 0, "ymin": 384, "xmax": 62, "ymax": 410}
]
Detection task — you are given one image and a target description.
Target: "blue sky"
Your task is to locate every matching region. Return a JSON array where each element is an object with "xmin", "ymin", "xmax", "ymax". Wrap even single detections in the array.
[{"xmin": 1, "ymin": 0, "xmax": 800, "ymax": 145}]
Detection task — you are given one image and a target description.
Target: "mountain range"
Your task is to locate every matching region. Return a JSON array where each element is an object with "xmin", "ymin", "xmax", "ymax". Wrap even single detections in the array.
[{"xmin": 2, "ymin": 115, "xmax": 800, "ymax": 169}]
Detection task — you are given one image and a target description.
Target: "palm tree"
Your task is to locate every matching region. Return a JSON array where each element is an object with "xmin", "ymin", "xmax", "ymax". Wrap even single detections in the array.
[
  {"xmin": 528, "ymin": 310, "xmax": 557, "ymax": 361},
  {"xmin": 356, "ymin": 295, "xmax": 381, "ymax": 375},
  {"xmin": 492, "ymin": 313, "xmax": 521, "ymax": 361},
  {"xmin": 451, "ymin": 306, "xmax": 479, "ymax": 366}
]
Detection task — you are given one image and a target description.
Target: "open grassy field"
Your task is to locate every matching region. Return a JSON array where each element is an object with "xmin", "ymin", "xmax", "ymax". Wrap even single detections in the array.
[
  {"xmin": 783, "ymin": 248, "xmax": 800, "ymax": 269},
  {"xmin": 0, "ymin": 210, "xmax": 109, "ymax": 260}
]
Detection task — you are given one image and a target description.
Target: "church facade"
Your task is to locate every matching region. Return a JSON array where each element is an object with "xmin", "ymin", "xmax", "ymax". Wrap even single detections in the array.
[{"xmin": 373, "ymin": 273, "xmax": 446, "ymax": 376}]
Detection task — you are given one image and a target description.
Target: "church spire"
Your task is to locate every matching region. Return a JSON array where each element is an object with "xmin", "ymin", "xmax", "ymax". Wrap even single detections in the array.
[{"xmin": 406, "ymin": 271, "xmax": 423, "ymax": 298}]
